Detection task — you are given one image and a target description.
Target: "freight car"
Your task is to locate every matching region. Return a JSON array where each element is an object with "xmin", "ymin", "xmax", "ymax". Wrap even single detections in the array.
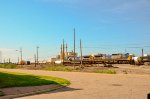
[
  {"xmin": 90, "ymin": 53, "xmax": 132, "ymax": 64},
  {"xmin": 63, "ymin": 53, "xmax": 133, "ymax": 65}
]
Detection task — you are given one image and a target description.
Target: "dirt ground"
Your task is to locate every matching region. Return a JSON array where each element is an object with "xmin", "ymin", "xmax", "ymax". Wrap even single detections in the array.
[
  {"xmin": 19, "ymin": 64, "xmax": 150, "ymax": 75},
  {"xmin": 1, "ymin": 65, "xmax": 150, "ymax": 99},
  {"xmin": 113, "ymin": 64, "xmax": 150, "ymax": 74},
  {"xmin": 81, "ymin": 64, "xmax": 150, "ymax": 75}
]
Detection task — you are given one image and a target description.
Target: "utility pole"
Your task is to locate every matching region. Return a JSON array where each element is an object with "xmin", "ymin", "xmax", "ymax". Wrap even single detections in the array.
[
  {"xmin": 74, "ymin": 28, "xmax": 76, "ymax": 68},
  {"xmin": 36, "ymin": 46, "xmax": 39, "ymax": 65},
  {"xmin": 60, "ymin": 44, "xmax": 62, "ymax": 61},
  {"xmin": 18, "ymin": 57, "xmax": 19, "ymax": 64},
  {"xmin": 142, "ymin": 48, "xmax": 144, "ymax": 57},
  {"xmin": 62, "ymin": 39, "xmax": 65, "ymax": 65},
  {"xmin": 66, "ymin": 43, "xmax": 68, "ymax": 58},
  {"xmin": 3, "ymin": 58, "xmax": 5, "ymax": 64},
  {"xmin": 34, "ymin": 54, "xmax": 36, "ymax": 67},
  {"xmin": 16, "ymin": 48, "xmax": 22, "ymax": 64},
  {"xmin": 9, "ymin": 58, "xmax": 10, "ymax": 63},
  {"xmin": 20, "ymin": 48, "xmax": 22, "ymax": 63},
  {"xmin": 80, "ymin": 39, "xmax": 83, "ymax": 67}
]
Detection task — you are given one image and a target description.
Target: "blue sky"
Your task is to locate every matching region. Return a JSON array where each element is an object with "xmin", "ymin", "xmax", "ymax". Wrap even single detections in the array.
[{"xmin": 0, "ymin": 0, "xmax": 150, "ymax": 62}]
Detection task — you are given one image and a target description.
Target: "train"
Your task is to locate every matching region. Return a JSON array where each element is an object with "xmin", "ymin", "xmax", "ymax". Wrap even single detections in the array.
[
  {"xmin": 63, "ymin": 53, "xmax": 134, "ymax": 65},
  {"xmin": 133, "ymin": 54, "xmax": 150, "ymax": 65}
]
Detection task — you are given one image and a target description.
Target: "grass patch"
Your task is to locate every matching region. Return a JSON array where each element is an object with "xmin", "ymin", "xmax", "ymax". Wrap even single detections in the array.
[
  {"xmin": 43, "ymin": 65, "xmax": 75, "ymax": 72},
  {"xmin": 96, "ymin": 70, "xmax": 116, "ymax": 74},
  {"xmin": 0, "ymin": 64, "xmax": 18, "ymax": 69},
  {"xmin": 0, "ymin": 71, "xmax": 70, "ymax": 88},
  {"xmin": 43, "ymin": 66, "xmax": 116, "ymax": 74}
]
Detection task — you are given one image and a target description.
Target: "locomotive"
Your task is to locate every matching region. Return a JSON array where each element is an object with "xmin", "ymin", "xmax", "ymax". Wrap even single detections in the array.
[{"xmin": 63, "ymin": 53, "xmax": 133, "ymax": 65}]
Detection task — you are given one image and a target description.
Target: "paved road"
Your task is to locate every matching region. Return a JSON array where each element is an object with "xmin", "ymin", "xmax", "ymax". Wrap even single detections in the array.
[{"xmin": 0, "ymin": 68, "xmax": 150, "ymax": 99}]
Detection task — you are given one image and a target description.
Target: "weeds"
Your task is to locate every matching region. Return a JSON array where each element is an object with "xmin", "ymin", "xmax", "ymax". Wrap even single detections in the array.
[
  {"xmin": 123, "ymin": 70, "xmax": 128, "ymax": 74},
  {"xmin": 0, "ymin": 64, "xmax": 18, "ymax": 69},
  {"xmin": 43, "ymin": 65, "xmax": 75, "ymax": 72},
  {"xmin": 96, "ymin": 70, "xmax": 116, "ymax": 74}
]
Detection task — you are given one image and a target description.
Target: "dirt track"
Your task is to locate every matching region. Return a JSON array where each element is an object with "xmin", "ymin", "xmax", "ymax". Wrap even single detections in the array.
[{"xmin": 0, "ymin": 68, "xmax": 150, "ymax": 99}]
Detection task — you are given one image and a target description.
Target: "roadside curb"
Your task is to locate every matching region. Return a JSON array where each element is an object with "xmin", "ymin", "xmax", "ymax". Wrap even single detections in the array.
[{"xmin": 0, "ymin": 85, "xmax": 64, "ymax": 99}]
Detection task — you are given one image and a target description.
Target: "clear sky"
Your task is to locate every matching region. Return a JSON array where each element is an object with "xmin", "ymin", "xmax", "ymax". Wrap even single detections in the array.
[{"xmin": 0, "ymin": 0, "xmax": 150, "ymax": 62}]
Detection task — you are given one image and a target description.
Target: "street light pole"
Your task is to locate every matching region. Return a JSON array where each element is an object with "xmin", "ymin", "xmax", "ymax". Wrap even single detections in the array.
[
  {"xmin": 20, "ymin": 48, "xmax": 22, "ymax": 62},
  {"xmin": 142, "ymin": 48, "xmax": 144, "ymax": 57},
  {"xmin": 60, "ymin": 44, "xmax": 62, "ymax": 61},
  {"xmin": 36, "ymin": 46, "xmax": 39, "ymax": 65},
  {"xmin": 80, "ymin": 39, "xmax": 83, "ymax": 67},
  {"xmin": 74, "ymin": 28, "xmax": 76, "ymax": 68},
  {"xmin": 34, "ymin": 54, "xmax": 36, "ymax": 67},
  {"xmin": 16, "ymin": 48, "xmax": 22, "ymax": 65},
  {"xmin": 62, "ymin": 40, "xmax": 65, "ymax": 65}
]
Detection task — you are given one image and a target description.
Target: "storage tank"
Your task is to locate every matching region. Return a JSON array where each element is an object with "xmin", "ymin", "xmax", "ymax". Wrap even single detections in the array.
[
  {"xmin": 133, "ymin": 57, "xmax": 142, "ymax": 65},
  {"xmin": 54, "ymin": 60, "xmax": 62, "ymax": 64}
]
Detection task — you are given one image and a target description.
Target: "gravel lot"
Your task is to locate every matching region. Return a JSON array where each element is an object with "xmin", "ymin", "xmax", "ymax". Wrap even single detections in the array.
[{"xmin": 0, "ymin": 66, "xmax": 150, "ymax": 99}]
